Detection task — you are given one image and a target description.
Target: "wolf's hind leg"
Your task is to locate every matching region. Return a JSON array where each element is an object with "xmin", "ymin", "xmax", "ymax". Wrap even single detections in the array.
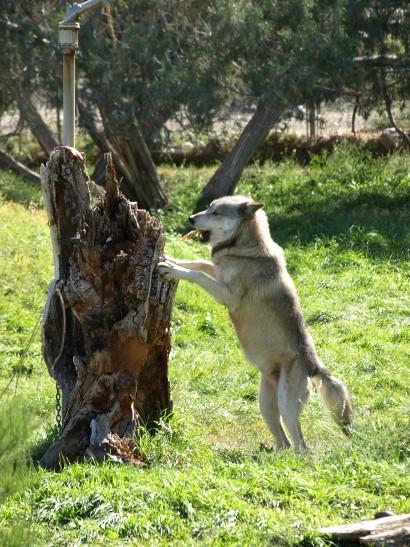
[
  {"xmin": 259, "ymin": 373, "xmax": 291, "ymax": 449},
  {"xmin": 278, "ymin": 364, "xmax": 310, "ymax": 453}
]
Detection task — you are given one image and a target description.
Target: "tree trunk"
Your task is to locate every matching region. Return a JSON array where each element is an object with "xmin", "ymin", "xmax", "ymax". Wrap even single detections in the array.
[
  {"xmin": 200, "ymin": 97, "xmax": 286, "ymax": 204},
  {"xmin": 351, "ymin": 95, "xmax": 360, "ymax": 135},
  {"xmin": 306, "ymin": 101, "xmax": 316, "ymax": 140},
  {"xmin": 78, "ymin": 100, "xmax": 168, "ymax": 209},
  {"xmin": 0, "ymin": 149, "xmax": 40, "ymax": 184},
  {"xmin": 380, "ymin": 68, "xmax": 410, "ymax": 149},
  {"xmin": 40, "ymin": 147, "xmax": 176, "ymax": 469},
  {"xmin": 11, "ymin": 85, "xmax": 58, "ymax": 153}
]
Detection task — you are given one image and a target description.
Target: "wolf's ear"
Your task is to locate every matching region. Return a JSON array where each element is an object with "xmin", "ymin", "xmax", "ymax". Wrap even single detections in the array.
[
  {"xmin": 248, "ymin": 202, "xmax": 264, "ymax": 214},
  {"xmin": 238, "ymin": 201, "xmax": 264, "ymax": 217}
]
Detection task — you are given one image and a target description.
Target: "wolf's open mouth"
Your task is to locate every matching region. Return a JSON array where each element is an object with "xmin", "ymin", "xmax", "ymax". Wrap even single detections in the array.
[{"xmin": 182, "ymin": 229, "xmax": 210, "ymax": 243}]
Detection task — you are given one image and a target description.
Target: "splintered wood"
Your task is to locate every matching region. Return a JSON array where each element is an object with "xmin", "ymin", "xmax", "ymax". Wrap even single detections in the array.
[{"xmin": 40, "ymin": 148, "xmax": 176, "ymax": 469}]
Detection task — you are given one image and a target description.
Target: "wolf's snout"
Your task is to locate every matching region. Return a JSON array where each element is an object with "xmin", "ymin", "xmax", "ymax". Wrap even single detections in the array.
[{"xmin": 189, "ymin": 215, "xmax": 195, "ymax": 225}]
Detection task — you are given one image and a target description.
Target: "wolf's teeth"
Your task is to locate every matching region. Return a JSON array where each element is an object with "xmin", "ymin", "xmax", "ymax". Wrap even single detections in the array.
[{"xmin": 182, "ymin": 230, "xmax": 202, "ymax": 241}]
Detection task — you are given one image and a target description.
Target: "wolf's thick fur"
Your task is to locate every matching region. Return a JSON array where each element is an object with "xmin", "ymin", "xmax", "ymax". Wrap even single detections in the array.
[{"xmin": 158, "ymin": 196, "xmax": 353, "ymax": 451}]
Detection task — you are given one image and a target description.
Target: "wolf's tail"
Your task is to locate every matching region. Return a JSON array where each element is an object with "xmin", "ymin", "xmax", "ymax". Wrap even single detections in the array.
[{"xmin": 311, "ymin": 367, "xmax": 353, "ymax": 434}]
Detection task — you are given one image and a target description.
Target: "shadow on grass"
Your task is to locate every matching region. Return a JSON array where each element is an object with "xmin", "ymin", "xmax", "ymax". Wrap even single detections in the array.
[
  {"xmin": 31, "ymin": 425, "xmax": 60, "ymax": 465},
  {"xmin": 173, "ymin": 189, "xmax": 410, "ymax": 262},
  {"xmin": 269, "ymin": 191, "xmax": 410, "ymax": 261}
]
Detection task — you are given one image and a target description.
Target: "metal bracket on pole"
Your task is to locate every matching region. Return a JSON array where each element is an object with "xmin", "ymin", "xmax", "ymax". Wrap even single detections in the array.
[
  {"xmin": 63, "ymin": 0, "xmax": 110, "ymax": 24},
  {"xmin": 58, "ymin": 0, "xmax": 110, "ymax": 147}
]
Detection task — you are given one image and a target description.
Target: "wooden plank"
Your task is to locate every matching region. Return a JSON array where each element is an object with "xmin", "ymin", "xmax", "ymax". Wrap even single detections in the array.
[
  {"xmin": 362, "ymin": 524, "xmax": 410, "ymax": 546},
  {"xmin": 320, "ymin": 514, "xmax": 410, "ymax": 546}
]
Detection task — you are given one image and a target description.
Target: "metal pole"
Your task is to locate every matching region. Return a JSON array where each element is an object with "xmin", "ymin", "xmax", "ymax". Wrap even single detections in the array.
[
  {"xmin": 59, "ymin": 21, "xmax": 79, "ymax": 147},
  {"xmin": 58, "ymin": 1, "xmax": 110, "ymax": 148},
  {"xmin": 63, "ymin": 51, "xmax": 76, "ymax": 147}
]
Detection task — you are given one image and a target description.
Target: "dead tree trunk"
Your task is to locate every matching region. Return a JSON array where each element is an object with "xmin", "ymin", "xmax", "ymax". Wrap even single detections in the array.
[
  {"xmin": 0, "ymin": 149, "xmax": 40, "ymax": 184},
  {"xmin": 40, "ymin": 147, "xmax": 176, "ymax": 469},
  {"xmin": 200, "ymin": 97, "xmax": 287, "ymax": 204}
]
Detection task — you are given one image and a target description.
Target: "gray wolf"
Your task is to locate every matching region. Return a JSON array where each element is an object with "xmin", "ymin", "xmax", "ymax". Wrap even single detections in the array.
[{"xmin": 158, "ymin": 195, "xmax": 353, "ymax": 452}]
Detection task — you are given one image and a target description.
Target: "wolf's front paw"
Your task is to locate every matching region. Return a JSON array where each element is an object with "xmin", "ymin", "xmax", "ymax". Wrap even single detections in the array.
[
  {"xmin": 158, "ymin": 261, "xmax": 174, "ymax": 278},
  {"xmin": 158, "ymin": 261, "xmax": 185, "ymax": 281},
  {"xmin": 162, "ymin": 255, "xmax": 177, "ymax": 264}
]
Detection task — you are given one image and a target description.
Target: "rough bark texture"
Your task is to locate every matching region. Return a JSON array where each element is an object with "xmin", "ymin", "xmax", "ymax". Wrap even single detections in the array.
[
  {"xmin": 40, "ymin": 147, "xmax": 176, "ymax": 469},
  {"xmin": 200, "ymin": 98, "xmax": 286, "ymax": 204},
  {"xmin": 320, "ymin": 513, "xmax": 410, "ymax": 546}
]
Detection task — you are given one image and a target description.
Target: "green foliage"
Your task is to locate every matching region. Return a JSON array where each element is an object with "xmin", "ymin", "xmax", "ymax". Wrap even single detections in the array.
[
  {"xmin": 0, "ymin": 148, "xmax": 409, "ymax": 544},
  {"xmin": 223, "ymin": 0, "xmax": 355, "ymax": 105},
  {"xmin": 0, "ymin": 395, "xmax": 38, "ymax": 546},
  {"xmin": 75, "ymin": 0, "xmax": 410, "ymax": 149},
  {"xmin": 0, "ymin": 174, "xmax": 53, "ymax": 545},
  {"xmin": 0, "ymin": 397, "xmax": 32, "ymax": 498},
  {"xmin": 0, "ymin": 170, "xmax": 42, "ymax": 208},
  {"xmin": 79, "ymin": 1, "xmax": 238, "ymax": 140},
  {"xmin": 0, "ymin": 1, "xmax": 64, "ymax": 111},
  {"xmin": 345, "ymin": 0, "xmax": 410, "ymax": 119}
]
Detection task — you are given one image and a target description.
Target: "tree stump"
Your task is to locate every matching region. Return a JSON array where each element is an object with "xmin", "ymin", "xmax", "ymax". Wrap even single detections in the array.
[{"xmin": 40, "ymin": 147, "xmax": 176, "ymax": 469}]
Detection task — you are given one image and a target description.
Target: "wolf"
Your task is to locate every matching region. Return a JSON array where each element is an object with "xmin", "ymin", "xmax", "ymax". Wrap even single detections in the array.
[{"xmin": 158, "ymin": 195, "xmax": 353, "ymax": 452}]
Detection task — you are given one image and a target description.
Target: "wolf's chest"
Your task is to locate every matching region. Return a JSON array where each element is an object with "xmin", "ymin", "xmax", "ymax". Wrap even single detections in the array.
[
  {"xmin": 218, "ymin": 264, "xmax": 248, "ymax": 294},
  {"xmin": 219, "ymin": 264, "xmax": 238, "ymax": 285},
  {"xmin": 228, "ymin": 306, "xmax": 292, "ymax": 371}
]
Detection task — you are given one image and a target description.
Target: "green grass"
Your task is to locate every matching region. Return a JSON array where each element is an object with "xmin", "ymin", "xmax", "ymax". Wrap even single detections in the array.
[{"xmin": 0, "ymin": 145, "xmax": 409, "ymax": 545}]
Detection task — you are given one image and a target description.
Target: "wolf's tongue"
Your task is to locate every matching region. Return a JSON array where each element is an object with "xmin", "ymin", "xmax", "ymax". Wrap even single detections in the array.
[{"xmin": 182, "ymin": 229, "xmax": 210, "ymax": 243}]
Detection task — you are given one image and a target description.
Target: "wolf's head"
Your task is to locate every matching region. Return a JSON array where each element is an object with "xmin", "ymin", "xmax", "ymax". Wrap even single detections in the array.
[{"xmin": 189, "ymin": 195, "xmax": 264, "ymax": 249}]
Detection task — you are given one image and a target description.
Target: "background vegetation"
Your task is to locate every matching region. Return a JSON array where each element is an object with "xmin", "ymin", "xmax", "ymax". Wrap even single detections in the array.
[{"xmin": 1, "ymin": 1, "xmax": 410, "ymax": 205}]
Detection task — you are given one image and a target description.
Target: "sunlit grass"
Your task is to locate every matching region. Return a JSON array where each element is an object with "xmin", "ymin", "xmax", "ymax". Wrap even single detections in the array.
[{"xmin": 0, "ymin": 146, "xmax": 409, "ymax": 545}]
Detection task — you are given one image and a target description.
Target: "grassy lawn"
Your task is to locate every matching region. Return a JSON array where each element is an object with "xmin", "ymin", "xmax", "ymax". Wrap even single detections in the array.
[{"xmin": 0, "ymin": 146, "xmax": 409, "ymax": 545}]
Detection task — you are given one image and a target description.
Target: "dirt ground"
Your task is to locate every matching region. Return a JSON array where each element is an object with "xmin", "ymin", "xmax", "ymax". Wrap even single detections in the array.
[{"xmin": 0, "ymin": 99, "xmax": 390, "ymax": 144}]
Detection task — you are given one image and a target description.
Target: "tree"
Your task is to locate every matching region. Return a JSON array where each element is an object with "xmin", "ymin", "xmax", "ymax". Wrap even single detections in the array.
[
  {"xmin": 345, "ymin": 1, "xmax": 410, "ymax": 144},
  {"xmin": 1, "ymin": 0, "xmax": 409, "ymax": 206},
  {"xmin": 76, "ymin": 0, "xmax": 239, "ymax": 207},
  {"xmin": 40, "ymin": 148, "xmax": 176, "ymax": 469},
  {"xmin": 201, "ymin": 0, "xmax": 357, "ymax": 201},
  {"xmin": 0, "ymin": 1, "xmax": 61, "ymax": 153},
  {"xmin": 201, "ymin": 97, "xmax": 287, "ymax": 202}
]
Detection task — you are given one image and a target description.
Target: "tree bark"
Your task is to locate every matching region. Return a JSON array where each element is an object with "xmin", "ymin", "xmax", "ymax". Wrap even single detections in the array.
[
  {"xmin": 0, "ymin": 149, "xmax": 40, "ymax": 184},
  {"xmin": 40, "ymin": 147, "xmax": 176, "ymax": 469},
  {"xmin": 200, "ymin": 97, "xmax": 287, "ymax": 204},
  {"xmin": 78, "ymin": 100, "xmax": 168, "ymax": 209}
]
